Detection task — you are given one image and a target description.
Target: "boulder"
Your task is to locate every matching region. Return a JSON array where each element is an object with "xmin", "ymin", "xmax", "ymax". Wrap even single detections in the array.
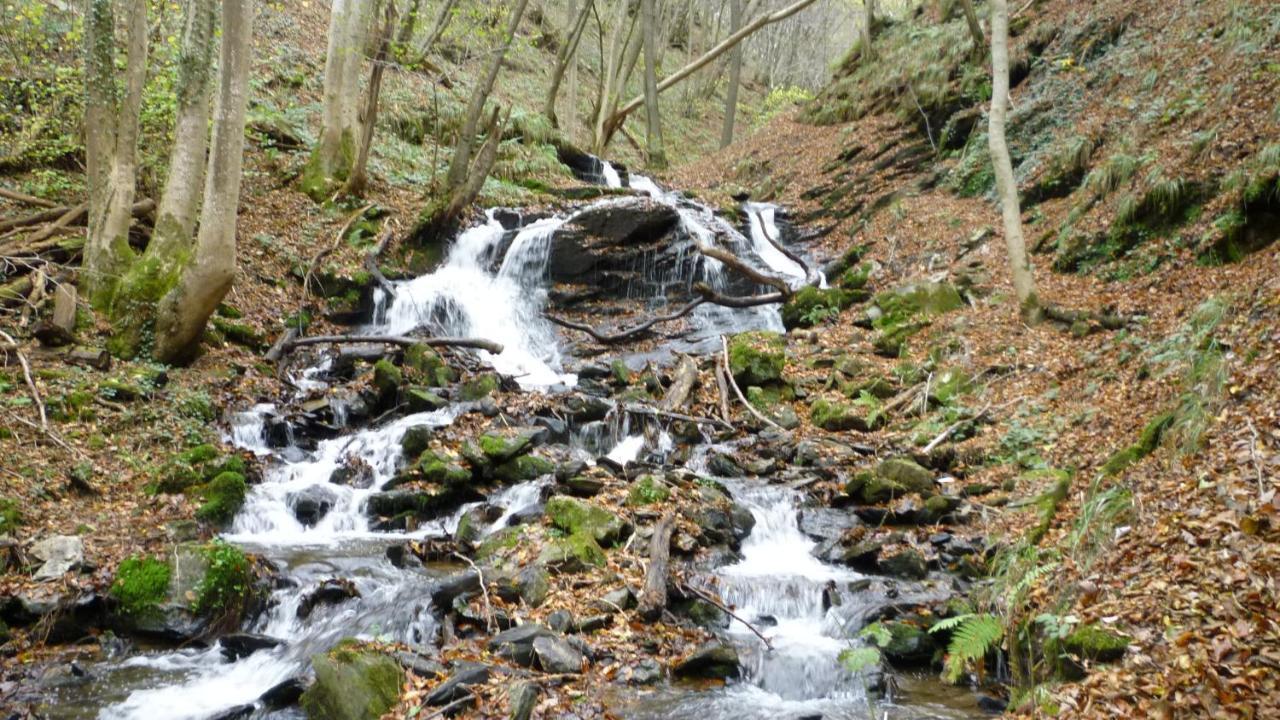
[
  {"xmin": 537, "ymin": 534, "xmax": 606, "ymax": 572},
  {"xmin": 288, "ymin": 486, "xmax": 338, "ymax": 527},
  {"xmin": 221, "ymin": 632, "xmax": 284, "ymax": 661},
  {"xmin": 508, "ymin": 681, "xmax": 539, "ymax": 720},
  {"xmin": 727, "ymin": 331, "xmax": 787, "ymax": 387},
  {"xmin": 533, "ymin": 634, "xmax": 584, "ymax": 673},
  {"xmin": 488, "ymin": 623, "xmax": 554, "ymax": 666},
  {"xmin": 781, "ymin": 286, "xmax": 858, "ymax": 329},
  {"xmin": 406, "ymin": 387, "xmax": 448, "ymax": 413},
  {"xmin": 544, "ymin": 497, "xmax": 631, "ymax": 547},
  {"xmin": 400, "ymin": 425, "xmax": 434, "ymax": 459},
  {"xmin": 672, "ymin": 641, "xmax": 741, "ymax": 680},
  {"xmin": 881, "ymin": 621, "xmax": 937, "ymax": 667},
  {"xmin": 297, "ymin": 579, "xmax": 360, "ymax": 619},
  {"xmin": 418, "ymin": 450, "xmax": 472, "ymax": 486},
  {"xmin": 875, "ymin": 458, "xmax": 935, "ymax": 496},
  {"xmin": 810, "ymin": 398, "xmax": 880, "ymax": 432},
  {"xmin": 797, "ymin": 507, "xmax": 861, "ymax": 543},
  {"xmin": 878, "ymin": 548, "xmax": 929, "ymax": 580},
  {"xmin": 426, "ymin": 662, "xmax": 490, "ymax": 706},
  {"xmin": 548, "ymin": 198, "xmax": 681, "ymax": 286},
  {"xmin": 31, "ymin": 535, "xmax": 84, "ymax": 580},
  {"xmin": 300, "ymin": 641, "xmax": 404, "ymax": 720}
]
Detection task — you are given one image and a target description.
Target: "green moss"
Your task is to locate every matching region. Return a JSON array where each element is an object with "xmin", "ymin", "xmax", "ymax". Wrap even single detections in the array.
[
  {"xmin": 476, "ymin": 527, "xmax": 522, "ymax": 562},
  {"xmin": 180, "ymin": 444, "xmax": 220, "ymax": 465},
  {"xmin": 837, "ymin": 262, "xmax": 874, "ymax": 290},
  {"xmin": 0, "ymin": 497, "xmax": 21, "ymax": 534},
  {"xmin": 111, "ymin": 555, "xmax": 172, "ymax": 618},
  {"xmin": 810, "ymin": 397, "xmax": 880, "ymax": 432},
  {"xmin": 372, "ymin": 359, "xmax": 402, "ymax": 398},
  {"xmin": 545, "ymin": 497, "xmax": 628, "ymax": 547},
  {"xmin": 627, "ymin": 475, "xmax": 670, "ymax": 506},
  {"xmin": 539, "ymin": 532, "xmax": 607, "ymax": 570},
  {"xmin": 728, "ymin": 331, "xmax": 787, "ymax": 386},
  {"xmin": 193, "ymin": 540, "xmax": 253, "ymax": 616},
  {"xmin": 610, "ymin": 359, "xmax": 631, "ymax": 385},
  {"xmin": 418, "ymin": 450, "xmax": 471, "ymax": 485},
  {"xmin": 404, "ymin": 344, "xmax": 455, "ymax": 387},
  {"xmin": 401, "ymin": 425, "xmax": 433, "ymax": 458},
  {"xmin": 1063, "ymin": 624, "xmax": 1130, "ymax": 662},
  {"xmin": 459, "ymin": 373, "xmax": 499, "ymax": 401},
  {"xmin": 860, "ymin": 476, "xmax": 908, "ymax": 504},
  {"xmin": 493, "ymin": 455, "xmax": 555, "ymax": 483},
  {"xmin": 210, "ymin": 318, "xmax": 264, "ymax": 350},
  {"xmin": 301, "ymin": 640, "xmax": 404, "ymax": 720},
  {"xmin": 781, "ymin": 286, "xmax": 856, "ymax": 329},
  {"xmin": 195, "ymin": 471, "xmax": 247, "ymax": 525}
]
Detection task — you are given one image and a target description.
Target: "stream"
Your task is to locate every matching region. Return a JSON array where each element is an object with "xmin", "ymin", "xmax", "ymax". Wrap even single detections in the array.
[{"xmin": 39, "ymin": 165, "xmax": 983, "ymax": 720}]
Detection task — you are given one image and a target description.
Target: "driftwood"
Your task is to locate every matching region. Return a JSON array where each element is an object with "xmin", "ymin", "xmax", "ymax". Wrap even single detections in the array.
[
  {"xmin": 622, "ymin": 403, "xmax": 732, "ymax": 430},
  {"xmin": 0, "ymin": 331, "xmax": 46, "ymax": 429},
  {"xmin": 282, "ymin": 334, "xmax": 504, "ymax": 354},
  {"xmin": 546, "ymin": 298, "xmax": 705, "ymax": 344},
  {"xmin": 637, "ymin": 512, "xmax": 675, "ymax": 622},
  {"xmin": 659, "ymin": 355, "xmax": 699, "ymax": 411},
  {"xmin": 713, "ymin": 362, "xmax": 734, "ymax": 426},
  {"xmin": 720, "ymin": 335, "xmax": 783, "ymax": 431},
  {"xmin": 697, "ymin": 244, "xmax": 791, "ymax": 295}
]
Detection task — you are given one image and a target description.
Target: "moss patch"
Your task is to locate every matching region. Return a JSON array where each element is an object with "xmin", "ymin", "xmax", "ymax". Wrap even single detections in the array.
[
  {"xmin": 627, "ymin": 475, "xmax": 670, "ymax": 506},
  {"xmin": 728, "ymin": 331, "xmax": 787, "ymax": 386},
  {"xmin": 0, "ymin": 497, "xmax": 22, "ymax": 534},
  {"xmin": 195, "ymin": 471, "xmax": 247, "ymax": 525},
  {"xmin": 781, "ymin": 286, "xmax": 858, "ymax": 329},
  {"xmin": 301, "ymin": 640, "xmax": 404, "ymax": 720},
  {"xmin": 193, "ymin": 540, "xmax": 253, "ymax": 616},
  {"xmin": 110, "ymin": 555, "xmax": 172, "ymax": 618},
  {"xmin": 545, "ymin": 496, "xmax": 629, "ymax": 546}
]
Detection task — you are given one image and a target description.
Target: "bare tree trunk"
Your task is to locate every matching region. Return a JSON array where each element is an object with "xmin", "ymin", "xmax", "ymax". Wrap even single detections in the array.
[
  {"xmin": 958, "ymin": 0, "xmax": 984, "ymax": 55},
  {"xmin": 543, "ymin": 0, "xmax": 594, "ymax": 127},
  {"xmin": 641, "ymin": 0, "xmax": 666, "ymax": 167},
  {"xmin": 394, "ymin": 0, "xmax": 422, "ymax": 58},
  {"xmin": 987, "ymin": 0, "xmax": 1041, "ymax": 323},
  {"xmin": 154, "ymin": 0, "xmax": 256, "ymax": 361},
  {"xmin": 422, "ymin": 0, "xmax": 459, "ymax": 49},
  {"xmin": 592, "ymin": 0, "xmax": 634, "ymax": 152},
  {"xmin": 601, "ymin": 0, "xmax": 822, "ymax": 149},
  {"xmin": 83, "ymin": 0, "xmax": 148, "ymax": 307},
  {"xmin": 150, "ymin": 0, "xmax": 217, "ymax": 258},
  {"xmin": 860, "ymin": 0, "xmax": 876, "ymax": 63},
  {"xmin": 445, "ymin": 0, "xmax": 529, "ymax": 190},
  {"xmin": 344, "ymin": 0, "xmax": 397, "ymax": 196},
  {"xmin": 303, "ymin": 0, "xmax": 370, "ymax": 200},
  {"xmin": 719, "ymin": 0, "xmax": 743, "ymax": 148}
]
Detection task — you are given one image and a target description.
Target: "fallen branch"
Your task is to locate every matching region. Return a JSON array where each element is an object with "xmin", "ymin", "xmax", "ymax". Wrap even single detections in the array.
[
  {"xmin": 622, "ymin": 403, "xmax": 733, "ymax": 430},
  {"xmin": 753, "ymin": 209, "xmax": 817, "ymax": 286},
  {"xmin": 679, "ymin": 582, "xmax": 774, "ymax": 651},
  {"xmin": 545, "ymin": 298, "xmax": 705, "ymax": 344},
  {"xmin": 693, "ymin": 283, "xmax": 787, "ymax": 308},
  {"xmin": 283, "ymin": 334, "xmax": 504, "ymax": 354},
  {"xmin": 637, "ymin": 512, "xmax": 675, "ymax": 622},
  {"xmin": 452, "ymin": 552, "xmax": 495, "ymax": 634},
  {"xmin": 1044, "ymin": 305, "xmax": 1135, "ymax": 331},
  {"xmin": 659, "ymin": 355, "xmax": 699, "ymax": 412},
  {"xmin": 720, "ymin": 334, "xmax": 783, "ymax": 431},
  {"xmin": 23, "ymin": 204, "xmax": 89, "ymax": 246},
  {"xmin": 0, "ymin": 187, "xmax": 57, "ymax": 208},
  {"xmin": 922, "ymin": 400, "xmax": 993, "ymax": 453},
  {"xmin": 0, "ymin": 330, "xmax": 46, "ymax": 430},
  {"xmin": 697, "ymin": 244, "xmax": 791, "ymax": 295}
]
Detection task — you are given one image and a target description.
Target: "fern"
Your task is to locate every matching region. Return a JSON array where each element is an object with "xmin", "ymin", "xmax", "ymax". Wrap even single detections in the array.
[
  {"xmin": 929, "ymin": 613, "xmax": 975, "ymax": 634},
  {"xmin": 938, "ymin": 613, "xmax": 1003, "ymax": 683},
  {"xmin": 839, "ymin": 646, "xmax": 881, "ymax": 673}
]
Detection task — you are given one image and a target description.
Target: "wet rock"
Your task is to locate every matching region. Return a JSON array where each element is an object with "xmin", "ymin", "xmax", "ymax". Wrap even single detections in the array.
[
  {"xmin": 297, "ymin": 578, "xmax": 360, "ymax": 619},
  {"xmin": 878, "ymin": 549, "xmax": 929, "ymax": 580},
  {"xmin": 300, "ymin": 641, "xmax": 403, "ymax": 720},
  {"xmin": 727, "ymin": 331, "xmax": 787, "ymax": 387},
  {"xmin": 546, "ymin": 609, "xmax": 573, "ymax": 632},
  {"xmin": 977, "ymin": 694, "xmax": 1008, "ymax": 714},
  {"xmin": 431, "ymin": 570, "xmax": 481, "ymax": 611},
  {"xmin": 532, "ymin": 415, "xmax": 568, "ymax": 442},
  {"xmin": 538, "ymin": 533, "xmax": 606, "ymax": 572},
  {"xmin": 797, "ymin": 507, "xmax": 861, "ymax": 543},
  {"xmin": 31, "ymin": 535, "xmax": 84, "ymax": 580},
  {"xmin": 208, "ymin": 705, "xmax": 254, "ymax": 720},
  {"xmin": 560, "ymin": 475, "xmax": 606, "ymax": 497},
  {"xmin": 707, "ymin": 453, "xmax": 743, "ymax": 477},
  {"xmin": 544, "ymin": 497, "xmax": 631, "ymax": 547},
  {"xmin": 563, "ymin": 394, "xmax": 612, "ymax": 423},
  {"xmin": 549, "ymin": 198, "xmax": 681, "ymax": 287},
  {"xmin": 488, "ymin": 623, "xmax": 554, "ymax": 666},
  {"xmin": 400, "ymin": 425, "xmax": 434, "ymax": 459},
  {"xmin": 406, "ymin": 387, "xmax": 448, "ymax": 413},
  {"xmin": 454, "ymin": 504, "xmax": 502, "ymax": 547},
  {"xmin": 675, "ymin": 598, "xmax": 729, "ymax": 629},
  {"xmin": 813, "ymin": 538, "xmax": 883, "ymax": 571},
  {"xmin": 533, "ymin": 634, "xmax": 584, "ymax": 673},
  {"xmin": 493, "ymin": 455, "xmax": 556, "ymax": 483},
  {"xmin": 260, "ymin": 677, "xmax": 309, "ymax": 710},
  {"xmin": 810, "ymin": 397, "xmax": 880, "ymax": 432},
  {"xmin": 627, "ymin": 658, "xmax": 663, "ymax": 685},
  {"xmin": 508, "ymin": 680, "xmax": 539, "ymax": 720},
  {"xmin": 288, "ymin": 485, "xmax": 337, "ymax": 527},
  {"xmin": 880, "ymin": 621, "xmax": 937, "ymax": 667},
  {"xmin": 366, "ymin": 488, "xmax": 478, "ymax": 523},
  {"xmin": 329, "ymin": 457, "xmax": 374, "ymax": 488},
  {"xmin": 220, "ymin": 632, "xmax": 283, "ymax": 661},
  {"xmin": 673, "ymin": 641, "xmax": 742, "ymax": 680},
  {"xmin": 393, "ymin": 650, "xmax": 445, "ymax": 679},
  {"xmin": 459, "ymin": 373, "xmax": 500, "ymax": 401},
  {"xmin": 599, "ymin": 587, "xmax": 635, "ymax": 612},
  {"xmin": 426, "ymin": 662, "xmax": 490, "ymax": 706}
]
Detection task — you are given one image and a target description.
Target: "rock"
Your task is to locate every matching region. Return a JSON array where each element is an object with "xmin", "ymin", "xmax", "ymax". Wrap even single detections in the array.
[
  {"xmin": 562, "ymin": 475, "xmax": 606, "ymax": 497},
  {"xmin": 727, "ymin": 331, "xmax": 787, "ymax": 387},
  {"xmin": 405, "ymin": 344, "xmax": 455, "ymax": 387},
  {"xmin": 459, "ymin": 373, "xmax": 499, "ymax": 401},
  {"xmin": 508, "ymin": 681, "xmax": 539, "ymax": 720},
  {"xmin": 515, "ymin": 564, "xmax": 550, "ymax": 608},
  {"xmin": 547, "ymin": 609, "xmax": 573, "ymax": 632},
  {"xmin": 876, "ymin": 280, "xmax": 964, "ymax": 317},
  {"xmin": 488, "ymin": 623, "xmax": 554, "ymax": 666},
  {"xmin": 372, "ymin": 359, "xmax": 403, "ymax": 401},
  {"xmin": 676, "ymin": 598, "xmax": 729, "ymax": 629},
  {"xmin": 876, "ymin": 458, "xmax": 935, "ymax": 495},
  {"xmin": 878, "ymin": 549, "xmax": 929, "ymax": 580},
  {"xmin": 544, "ymin": 497, "xmax": 631, "ymax": 547},
  {"xmin": 493, "ymin": 455, "xmax": 556, "ymax": 483},
  {"xmin": 406, "ymin": 387, "xmax": 448, "ymax": 413},
  {"xmin": 329, "ymin": 457, "xmax": 374, "ymax": 488},
  {"xmin": 626, "ymin": 475, "xmax": 669, "ymax": 505},
  {"xmin": 393, "ymin": 650, "xmax": 445, "ymax": 679},
  {"xmin": 208, "ymin": 705, "xmax": 254, "ymax": 720},
  {"xmin": 300, "ymin": 641, "xmax": 404, "ymax": 720},
  {"xmin": 297, "ymin": 579, "xmax": 360, "ymax": 619},
  {"xmin": 628, "ymin": 659, "xmax": 663, "ymax": 685},
  {"xmin": 425, "ymin": 662, "xmax": 490, "ymax": 706},
  {"xmin": 418, "ymin": 449, "xmax": 472, "ymax": 486},
  {"xmin": 707, "ymin": 453, "xmax": 743, "ymax": 477},
  {"xmin": 797, "ymin": 507, "xmax": 861, "ymax": 543},
  {"xmin": 599, "ymin": 587, "xmax": 635, "ymax": 611},
  {"xmin": 260, "ymin": 677, "xmax": 308, "ymax": 710},
  {"xmin": 810, "ymin": 398, "xmax": 879, "ymax": 432},
  {"xmin": 366, "ymin": 488, "xmax": 475, "ymax": 523},
  {"xmin": 538, "ymin": 534, "xmax": 606, "ymax": 572},
  {"xmin": 454, "ymin": 505, "xmax": 501, "ymax": 546},
  {"xmin": 781, "ymin": 286, "xmax": 858, "ymax": 329},
  {"xmin": 563, "ymin": 394, "xmax": 612, "ymax": 423},
  {"xmin": 533, "ymin": 634, "xmax": 584, "ymax": 673},
  {"xmin": 548, "ymin": 198, "xmax": 681, "ymax": 287},
  {"xmin": 672, "ymin": 641, "xmax": 741, "ymax": 680},
  {"xmin": 220, "ymin": 632, "xmax": 283, "ymax": 661},
  {"xmin": 288, "ymin": 485, "xmax": 338, "ymax": 527},
  {"xmin": 31, "ymin": 535, "xmax": 84, "ymax": 580},
  {"xmin": 1062, "ymin": 624, "xmax": 1130, "ymax": 662},
  {"xmin": 431, "ymin": 570, "xmax": 481, "ymax": 610},
  {"xmin": 400, "ymin": 425, "xmax": 434, "ymax": 459},
  {"xmin": 881, "ymin": 621, "xmax": 937, "ymax": 667},
  {"xmin": 977, "ymin": 694, "xmax": 1008, "ymax": 714}
]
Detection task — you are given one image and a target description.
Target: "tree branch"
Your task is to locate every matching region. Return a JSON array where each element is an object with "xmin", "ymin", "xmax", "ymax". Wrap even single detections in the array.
[{"xmin": 283, "ymin": 335, "xmax": 504, "ymax": 354}]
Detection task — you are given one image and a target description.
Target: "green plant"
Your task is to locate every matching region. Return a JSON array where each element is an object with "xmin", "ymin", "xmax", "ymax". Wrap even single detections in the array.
[
  {"xmin": 838, "ymin": 621, "xmax": 893, "ymax": 673},
  {"xmin": 193, "ymin": 540, "xmax": 252, "ymax": 616},
  {"xmin": 1083, "ymin": 153, "xmax": 1139, "ymax": 198},
  {"xmin": 111, "ymin": 555, "xmax": 172, "ymax": 617},
  {"xmin": 930, "ymin": 613, "xmax": 1003, "ymax": 683}
]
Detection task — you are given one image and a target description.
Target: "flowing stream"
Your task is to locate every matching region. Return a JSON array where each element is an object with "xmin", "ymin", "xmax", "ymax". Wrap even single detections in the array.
[{"xmin": 42, "ymin": 166, "xmax": 980, "ymax": 720}]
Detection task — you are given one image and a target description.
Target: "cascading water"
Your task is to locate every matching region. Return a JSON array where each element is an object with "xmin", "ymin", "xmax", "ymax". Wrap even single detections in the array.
[{"xmin": 46, "ymin": 161, "xmax": 978, "ymax": 720}]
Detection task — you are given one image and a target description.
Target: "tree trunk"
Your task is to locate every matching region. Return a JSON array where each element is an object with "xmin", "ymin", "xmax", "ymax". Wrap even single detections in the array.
[
  {"xmin": 958, "ymin": 0, "xmax": 984, "ymax": 55},
  {"xmin": 304, "ymin": 0, "xmax": 369, "ymax": 200},
  {"xmin": 422, "ymin": 0, "xmax": 459, "ymax": 50},
  {"xmin": 860, "ymin": 0, "xmax": 876, "ymax": 63},
  {"xmin": 637, "ymin": 512, "xmax": 675, "ymax": 622},
  {"xmin": 592, "ymin": 0, "xmax": 634, "ymax": 153},
  {"xmin": 394, "ymin": 0, "xmax": 422, "ymax": 58},
  {"xmin": 83, "ymin": 0, "xmax": 148, "ymax": 307},
  {"xmin": 543, "ymin": 0, "xmax": 594, "ymax": 128},
  {"xmin": 719, "ymin": 0, "xmax": 743, "ymax": 149},
  {"xmin": 154, "ymin": 0, "xmax": 256, "ymax": 362},
  {"xmin": 641, "ymin": 0, "xmax": 665, "ymax": 167},
  {"xmin": 601, "ymin": 0, "xmax": 821, "ymax": 149},
  {"xmin": 987, "ymin": 0, "xmax": 1041, "ymax": 323},
  {"xmin": 445, "ymin": 0, "xmax": 529, "ymax": 190},
  {"xmin": 344, "ymin": 0, "xmax": 397, "ymax": 196},
  {"xmin": 150, "ymin": 0, "xmax": 217, "ymax": 258}
]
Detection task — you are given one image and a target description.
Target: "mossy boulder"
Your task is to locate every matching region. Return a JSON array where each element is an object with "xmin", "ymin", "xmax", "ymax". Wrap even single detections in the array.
[
  {"xmin": 727, "ymin": 331, "xmax": 787, "ymax": 386},
  {"xmin": 781, "ymin": 286, "xmax": 856, "ymax": 329},
  {"xmin": 301, "ymin": 640, "xmax": 404, "ymax": 720},
  {"xmin": 110, "ymin": 555, "xmax": 172, "ymax": 618},
  {"xmin": 1063, "ymin": 624, "xmax": 1130, "ymax": 662},
  {"xmin": 195, "ymin": 471, "xmax": 247, "ymax": 525},
  {"xmin": 406, "ymin": 387, "xmax": 447, "ymax": 413},
  {"xmin": 810, "ymin": 398, "xmax": 880, "ymax": 432},
  {"xmin": 746, "ymin": 385, "xmax": 800, "ymax": 429},
  {"xmin": 459, "ymin": 373, "xmax": 500, "ymax": 401},
  {"xmin": 878, "ymin": 548, "xmax": 928, "ymax": 580},
  {"xmin": 404, "ymin": 344, "xmax": 455, "ymax": 387},
  {"xmin": 545, "ymin": 497, "xmax": 630, "ymax": 547},
  {"xmin": 538, "ymin": 532, "xmax": 607, "ymax": 572},
  {"xmin": 493, "ymin": 455, "xmax": 556, "ymax": 483},
  {"xmin": 418, "ymin": 450, "xmax": 471, "ymax": 486},
  {"xmin": 627, "ymin": 475, "xmax": 670, "ymax": 506},
  {"xmin": 476, "ymin": 527, "xmax": 523, "ymax": 562},
  {"xmin": 372, "ymin": 359, "xmax": 402, "ymax": 400},
  {"xmin": 837, "ymin": 261, "xmax": 874, "ymax": 290},
  {"xmin": 400, "ymin": 425, "xmax": 434, "ymax": 459},
  {"xmin": 111, "ymin": 541, "xmax": 257, "ymax": 641},
  {"xmin": 875, "ymin": 458, "xmax": 935, "ymax": 496},
  {"xmin": 157, "ymin": 447, "xmax": 245, "ymax": 494},
  {"xmin": 881, "ymin": 621, "xmax": 938, "ymax": 667},
  {"xmin": 877, "ymin": 281, "xmax": 964, "ymax": 317},
  {"xmin": 462, "ymin": 428, "xmax": 541, "ymax": 477}
]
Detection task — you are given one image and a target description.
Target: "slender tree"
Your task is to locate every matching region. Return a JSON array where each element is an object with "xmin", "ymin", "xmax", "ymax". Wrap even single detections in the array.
[
  {"xmin": 302, "ymin": 0, "xmax": 371, "ymax": 200},
  {"xmin": 641, "ymin": 0, "xmax": 666, "ymax": 167},
  {"xmin": 987, "ymin": 0, "xmax": 1041, "ymax": 322},
  {"xmin": 860, "ymin": 0, "xmax": 877, "ymax": 63},
  {"xmin": 543, "ymin": 0, "xmax": 594, "ymax": 128},
  {"xmin": 957, "ymin": 0, "xmax": 985, "ymax": 55},
  {"xmin": 719, "ymin": 0, "xmax": 744, "ymax": 148},
  {"xmin": 344, "ymin": 0, "xmax": 398, "ymax": 196}
]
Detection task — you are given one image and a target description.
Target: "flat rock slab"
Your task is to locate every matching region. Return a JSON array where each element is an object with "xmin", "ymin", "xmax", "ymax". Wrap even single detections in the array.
[{"xmin": 31, "ymin": 536, "xmax": 84, "ymax": 580}]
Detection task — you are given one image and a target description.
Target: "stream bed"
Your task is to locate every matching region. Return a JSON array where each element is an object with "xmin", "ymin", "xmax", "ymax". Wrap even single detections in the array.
[{"xmin": 38, "ymin": 166, "xmax": 985, "ymax": 720}]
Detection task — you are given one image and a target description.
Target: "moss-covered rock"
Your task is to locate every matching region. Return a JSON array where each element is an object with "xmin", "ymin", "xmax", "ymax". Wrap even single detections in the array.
[
  {"xmin": 459, "ymin": 373, "xmax": 499, "ymax": 401},
  {"xmin": 301, "ymin": 640, "xmax": 404, "ymax": 720},
  {"xmin": 881, "ymin": 620, "xmax": 937, "ymax": 667},
  {"xmin": 0, "ymin": 497, "xmax": 21, "ymax": 534},
  {"xmin": 404, "ymin": 344, "xmax": 455, "ymax": 387},
  {"xmin": 493, "ymin": 455, "xmax": 555, "ymax": 483},
  {"xmin": 110, "ymin": 555, "xmax": 172, "ymax": 618},
  {"xmin": 878, "ymin": 548, "xmax": 928, "ymax": 580},
  {"xmin": 406, "ymin": 387, "xmax": 448, "ymax": 413},
  {"xmin": 210, "ymin": 318, "xmax": 265, "ymax": 350},
  {"xmin": 195, "ymin": 471, "xmax": 247, "ymax": 525},
  {"xmin": 192, "ymin": 540, "xmax": 254, "ymax": 616},
  {"xmin": 545, "ymin": 497, "xmax": 630, "ymax": 547},
  {"xmin": 875, "ymin": 457, "xmax": 935, "ymax": 495},
  {"xmin": 418, "ymin": 450, "xmax": 471, "ymax": 486},
  {"xmin": 476, "ymin": 527, "xmax": 523, "ymax": 562},
  {"xmin": 837, "ymin": 261, "xmax": 874, "ymax": 290},
  {"xmin": 1063, "ymin": 624, "xmax": 1130, "ymax": 662},
  {"xmin": 627, "ymin": 475, "xmax": 670, "ymax": 506},
  {"xmin": 781, "ymin": 286, "xmax": 856, "ymax": 329},
  {"xmin": 747, "ymin": 385, "xmax": 800, "ymax": 429},
  {"xmin": 810, "ymin": 398, "xmax": 880, "ymax": 432},
  {"xmin": 372, "ymin": 360, "xmax": 402, "ymax": 400},
  {"xmin": 728, "ymin": 331, "xmax": 787, "ymax": 386},
  {"xmin": 400, "ymin": 425, "xmax": 434, "ymax": 459},
  {"xmin": 538, "ymin": 532, "xmax": 607, "ymax": 571},
  {"xmin": 860, "ymin": 476, "xmax": 908, "ymax": 504}
]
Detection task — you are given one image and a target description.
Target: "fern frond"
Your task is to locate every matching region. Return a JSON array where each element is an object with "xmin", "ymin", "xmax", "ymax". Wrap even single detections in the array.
[
  {"xmin": 942, "ymin": 613, "xmax": 1003, "ymax": 683},
  {"xmin": 929, "ymin": 613, "xmax": 975, "ymax": 634},
  {"xmin": 839, "ymin": 646, "xmax": 881, "ymax": 673}
]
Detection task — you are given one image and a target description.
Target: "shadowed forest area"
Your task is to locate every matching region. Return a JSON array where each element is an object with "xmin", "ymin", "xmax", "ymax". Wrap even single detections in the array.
[{"xmin": 0, "ymin": 0, "xmax": 1277, "ymax": 718}]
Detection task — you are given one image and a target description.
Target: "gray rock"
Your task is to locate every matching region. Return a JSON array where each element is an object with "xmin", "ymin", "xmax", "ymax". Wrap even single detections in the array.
[
  {"xmin": 426, "ymin": 662, "xmax": 490, "ymax": 706},
  {"xmin": 31, "ymin": 535, "xmax": 84, "ymax": 580},
  {"xmin": 628, "ymin": 658, "xmax": 663, "ymax": 685},
  {"xmin": 220, "ymin": 632, "xmax": 283, "ymax": 661},
  {"xmin": 878, "ymin": 549, "xmax": 929, "ymax": 580},
  {"xmin": 532, "ymin": 634, "xmax": 583, "ymax": 673},
  {"xmin": 488, "ymin": 623, "xmax": 554, "ymax": 666},
  {"xmin": 288, "ymin": 485, "xmax": 338, "ymax": 527},
  {"xmin": 508, "ymin": 681, "xmax": 539, "ymax": 720},
  {"xmin": 672, "ymin": 641, "xmax": 741, "ymax": 680},
  {"xmin": 549, "ymin": 198, "xmax": 681, "ymax": 288},
  {"xmin": 797, "ymin": 507, "xmax": 861, "ymax": 543}
]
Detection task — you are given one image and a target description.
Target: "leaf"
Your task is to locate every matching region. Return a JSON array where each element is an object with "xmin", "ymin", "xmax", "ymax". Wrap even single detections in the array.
[
  {"xmin": 929, "ymin": 613, "xmax": 975, "ymax": 634},
  {"xmin": 838, "ymin": 646, "xmax": 881, "ymax": 673},
  {"xmin": 859, "ymin": 621, "xmax": 892, "ymax": 647}
]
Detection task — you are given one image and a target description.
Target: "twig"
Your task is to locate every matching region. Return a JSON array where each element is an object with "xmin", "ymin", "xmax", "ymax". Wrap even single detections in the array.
[
  {"xmin": 753, "ymin": 209, "xmax": 817, "ymax": 285},
  {"xmin": 545, "ymin": 298, "xmax": 706, "ymax": 344},
  {"xmin": 283, "ymin": 334, "xmax": 504, "ymax": 354},
  {"xmin": 679, "ymin": 582, "xmax": 774, "ymax": 651},
  {"xmin": 906, "ymin": 83, "xmax": 937, "ymax": 154},
  {"xmin": 422, "ymin": 691, "xmax": 479, "ymax": 719},
  {"xmin": 451, "ymin": 553, "xmax": 495, "ymax": 634},
  {"xmin": 303, "ymin": 202, "xmax": 375, "ymax": 305},
  {"xmin": 922, "ymin": 400, "xmax": 993, "ymax": 453},
  {"xmin": 720, "ymin": 335, "xmax": 783, "ymax": 431},
  {"xmin": 623, "ymin": 402, "xmax": 732, "ymax": 430},
  {"xmin": 1, "ymin": 330, "xmax": 46, "ymax": 430}
]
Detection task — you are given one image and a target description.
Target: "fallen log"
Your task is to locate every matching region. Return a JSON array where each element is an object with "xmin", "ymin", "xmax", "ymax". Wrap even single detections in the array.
[
  {"xmin": 0, "ymin": 187, "xmax": 56, "ymax": 208},
  {"xmin": 282, "ymin": 334, "xmax": 504, "ymax": 354},
  {"xmin": 697, "ymin": 244, "xmax": 791, "ymax": 295},
  {"xmin": 0, "ymin": 205, "xmax": 71, "ymax": 235},
  {"xmin": 637, "ymin": 512, "xmax": 675, "ymax": 622},
  {"xmin": 720, "ymin": 335, "xmax": 783, "ymax": 431},
  {"xmin": 659, "ymin": 355, "xmax": 699, "ymax": 412},
  {"xmin": 62, "ymin": 347, "xmax": 111, "ymax": 371}
]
